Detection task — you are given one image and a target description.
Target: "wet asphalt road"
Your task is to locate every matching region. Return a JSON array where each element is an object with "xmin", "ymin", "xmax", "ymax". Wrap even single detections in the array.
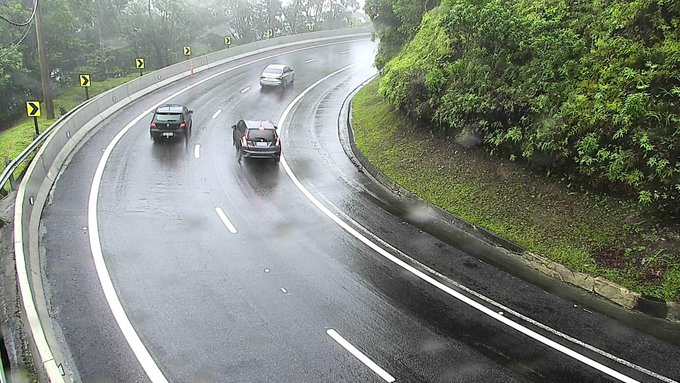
[{"xmin": 39, "ymin": 37, "xmax": 680, "ymax": 382}]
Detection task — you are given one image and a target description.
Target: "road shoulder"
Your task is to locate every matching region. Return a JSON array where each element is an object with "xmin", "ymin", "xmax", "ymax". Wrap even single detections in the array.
[{"xmin": 339, "ymin": 77, "xmax": 680, "ymax": 342}]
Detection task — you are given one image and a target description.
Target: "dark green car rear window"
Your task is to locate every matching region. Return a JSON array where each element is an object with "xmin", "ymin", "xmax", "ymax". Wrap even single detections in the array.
[
  {"xmin": 155, "ymin": 113, "xmax": 182, "ymax": 122},
  {"xmin": 248, "ymin": 129, "xmax": 275, "ymax": 141}
]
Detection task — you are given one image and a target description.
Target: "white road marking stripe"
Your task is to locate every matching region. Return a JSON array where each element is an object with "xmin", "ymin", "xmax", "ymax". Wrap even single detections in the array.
[
  {"xmin": 86, "ymin": 41, "xmax": 359, "ymax": 382},
  {"xmin": 327, "ymin": 329, "xmax": 395, "ymax": 382},
  {"xmin": 280, "ymin": 287, "xmax": 287, "ymax": 293},
  {"xmin": 305, "ymin": 59, "xmax": 316, "ymax": 63},
  {"xmin": 240, "ymin": 86, "xmax": 250, "ymax": 93},
  {"xmin": 194, "ymin": 144, "xmax": 200, "ymax": 159},
  {"xmin": 211, "ymin": 109, "xmax": 222, "ymax": 119},
  {"xmin": 215, "ymin": 207, "xmax": 237, "ymax": 234},
  {"xmin": 277, "ymin": 64, "xmax": 654, "ymax": 383},
  {"xmin": 317, "ymin": 194, "xmax": 677, "ymax": 383},
  {"xmin": 340, "ymin": 50, "xmax": 350, "ymax": 54},
  {"xmin": 89, "ymin": 110, "xmax": 170, "ymax": 383}
]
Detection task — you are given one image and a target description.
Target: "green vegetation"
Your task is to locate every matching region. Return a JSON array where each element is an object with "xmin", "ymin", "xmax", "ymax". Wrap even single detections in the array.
[
  {"xmin": 353, "ymin": 78, "xmax": 680, "ymax": 301},
  {"xmin": 376, "ymin": 0, "xmax": 679, "ymax": 216},
  {"xmin": 0, "ymin": 74, "xmax": 137, "ymax": 192},
  {"xmin": 1, "ymin": 0, "xmax": 367, "ymax": 127},
  {"xmin": 364, "ymin": 0, "xmax": 440, "ymax": 69}
]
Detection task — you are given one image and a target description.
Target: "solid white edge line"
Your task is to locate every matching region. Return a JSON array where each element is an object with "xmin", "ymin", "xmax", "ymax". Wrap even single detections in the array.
[
  {"xmin": 194, "ymin": 144, "xmax": 200, "ymax": 159},
  {"xmin": 320, "ymin": 196, "xmax": 677, "ymax": 383},
  {"xmin": 214, "ymin": 207, "xmax": 238, "ymax": 234},
  {"xmin": 89, "ymin": 118, "xmax": 169, "ymax": 383},
  {"xmin": 211, "ymin": 109, "xmax": 222, "ymax": 119},
  {"xmin": 86, "ymin": 39, "xmax": 359, "ymax": 382},
  {"xmin": 327, "ymin": 329, "xmax": 395, "ymax": 382},
  {"xmin": 277, "ymin": 64, "xmax": 642, "ymax": 383}
]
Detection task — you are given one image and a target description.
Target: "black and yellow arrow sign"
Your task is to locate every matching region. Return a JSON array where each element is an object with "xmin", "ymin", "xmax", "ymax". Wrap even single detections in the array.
[
  {"xmin": 26, "ymin": 101, "xmax": 40, "ymax": 117},
  {"xmin": 183, "ymin": 46, "xmax": 191, "ymax": 56},
  {"xmin": 266, "ymin": 28, "xmax": 273, "ymax": 38},
  {"xmin": 80, "ymin": 74, "xmax": 91, "ymax": 87},
  {"xmin": 224, "ymin": 36, "xmax": 231, "ymax": 45},
  {"xmin": 308, "ymin": 24, "xmax": 314, "ymax": 31},
  {"xmin": 135, "ymin": 58, "xmax": 145, "ymax": 69}
]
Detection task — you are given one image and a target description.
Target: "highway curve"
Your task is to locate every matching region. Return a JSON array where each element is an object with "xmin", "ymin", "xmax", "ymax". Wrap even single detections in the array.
[{"xmin": 39, "ymin": 36, "xmax": 680, "ymax": 383}]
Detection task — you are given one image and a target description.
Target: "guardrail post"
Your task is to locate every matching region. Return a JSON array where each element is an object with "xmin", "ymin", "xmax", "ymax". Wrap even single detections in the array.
[{"xmin": 5, "ymin": 160, "xmax": 15, "ymax": 191}]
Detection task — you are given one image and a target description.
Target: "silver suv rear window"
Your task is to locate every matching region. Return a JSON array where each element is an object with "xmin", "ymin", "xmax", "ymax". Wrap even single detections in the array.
[{"xmin": 248, "ymin": 129, "xmax": 275, "ymax": 141}]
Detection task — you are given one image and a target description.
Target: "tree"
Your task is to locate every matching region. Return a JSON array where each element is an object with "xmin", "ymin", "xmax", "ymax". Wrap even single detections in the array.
[
  {"xmin": 365, "ymin": 0, "xmax": 438, "ymax": 69},
  {"xmin": 0, "ymin": 0, "xmax": 36, "ymax": 127}
]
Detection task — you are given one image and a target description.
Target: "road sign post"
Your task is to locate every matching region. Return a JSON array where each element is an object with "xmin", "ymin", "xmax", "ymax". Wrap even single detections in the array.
[
  {"xmin": 136, "ymin": 58, "xmax": 145, "ymax": 77},
  {"xmin": 26, "ymin": 101, "xmax": 40, "ymax": 136},
  {"xmin": 183, "ymin": 47, "xmax": 193, "ymax": 77},
  {"xmin": 80, "ymin": 74, "xmax": 91, "ymax": 100}
]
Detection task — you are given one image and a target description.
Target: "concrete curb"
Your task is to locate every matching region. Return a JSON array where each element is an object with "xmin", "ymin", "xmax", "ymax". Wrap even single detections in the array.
[{"xmin": 341, "ymin": 77, "xmax": 680, "ymax": 329}]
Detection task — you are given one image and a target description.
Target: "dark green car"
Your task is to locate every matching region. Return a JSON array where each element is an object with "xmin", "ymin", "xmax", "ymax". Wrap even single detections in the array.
[{"xmin": 150, "ymin": 104, "xmax": 193, "ymax": 142}]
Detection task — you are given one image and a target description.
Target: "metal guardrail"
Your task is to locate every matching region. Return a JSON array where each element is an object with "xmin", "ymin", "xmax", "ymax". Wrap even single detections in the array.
[
  {"xmin": 0, "ymin": 102, "xmax": 89, "ymax": 383},
  {"xmin": 0, "ymin": 27, "xmax": 372, "ymax": 194},
  {"xmin": 0, "ymin": 103, "xmax": 88, "ymax": 194},
  {"xmin": 9, "ymin": 26, "xmax": 373, "ymax": 383}
]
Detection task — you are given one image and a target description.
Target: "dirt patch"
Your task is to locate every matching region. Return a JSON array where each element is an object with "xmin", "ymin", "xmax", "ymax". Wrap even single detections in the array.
[{"xmin": 594, "ymin": 248, "xmax": 627, "ymax": 269}]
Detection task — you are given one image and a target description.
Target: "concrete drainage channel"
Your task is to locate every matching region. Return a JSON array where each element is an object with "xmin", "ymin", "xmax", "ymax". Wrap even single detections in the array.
[{"xmin": 8, "ymin": 27, "xmax": 371, "ymax": 383}]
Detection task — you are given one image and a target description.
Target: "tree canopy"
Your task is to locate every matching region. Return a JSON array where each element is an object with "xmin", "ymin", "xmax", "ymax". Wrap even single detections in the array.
[{"xmin": 0, "ymin": 0, "xmax": 365, "ymax": 129}]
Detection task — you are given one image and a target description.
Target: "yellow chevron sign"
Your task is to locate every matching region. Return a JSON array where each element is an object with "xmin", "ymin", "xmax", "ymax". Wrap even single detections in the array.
[
  {"xmin": 80, "ymin": 74, "xmax": 91, "ymax": 87},
  {"xmin": 26, "ymin": 101, "xmax": 40, "ymax": 117},
  {"xmin": 136, "ymin": 58, "xmax": 145, "ymax": 69}
]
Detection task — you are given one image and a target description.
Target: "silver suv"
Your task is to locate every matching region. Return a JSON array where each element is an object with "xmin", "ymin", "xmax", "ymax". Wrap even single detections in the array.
[{"xmin": 232, "ymin": 119, "xmax": 281, "ymax": 163}]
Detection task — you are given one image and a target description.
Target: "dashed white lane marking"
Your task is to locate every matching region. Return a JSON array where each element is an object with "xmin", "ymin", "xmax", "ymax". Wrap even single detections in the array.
[
  {"xmin": 319, "ymin": 194, "xmax": 678, "ymax": 383},
  {"xmin": 327, "ymin": 329, "xmax": 395, "ymax": 382},
  {"xmin": 240, "ymin": 86, "xmax": 250, "ymax": 93},
  {"xmin": 305, "ymin": 59, "xmax": 317, "ymax": 63},
  {"xmin": 194, "ymin": 144, "xmax": 200, "ymax": 159},
  {"xmin": 87, "ymin": 41, "xmax": 359, "ymax": 382},
  {"xmin": 214, "ymin": 207, "xmax": 238, "ymax": 234},
  {"xmin": 211, "ymin": 109, "xmax": 222, "ymax": 119},
  {"xmin": 277, "ymin": 63, "xmax": 653, "ymax": 383},
  {"xmin": 280, "ymin": 287, "xmax": 287, "ymax": 293},
  {"xmin": 340, "ymin": 50, "xmax": 350, "ymax": 54}
]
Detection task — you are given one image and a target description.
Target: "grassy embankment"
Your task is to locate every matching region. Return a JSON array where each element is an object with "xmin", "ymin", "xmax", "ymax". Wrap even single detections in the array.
[
  {"xmin": 352, "ymin": 78, "xmax": 680, "ymax": 302},
  {"xmin": 0, "ymin": 74, "xmax": 137, "ymax": 192}
]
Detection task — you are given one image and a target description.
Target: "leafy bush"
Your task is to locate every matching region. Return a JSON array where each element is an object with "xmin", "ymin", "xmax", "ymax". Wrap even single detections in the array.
[{"xmin": 379, "ymin": 0, "xmax": 680, "ymax": 216}]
